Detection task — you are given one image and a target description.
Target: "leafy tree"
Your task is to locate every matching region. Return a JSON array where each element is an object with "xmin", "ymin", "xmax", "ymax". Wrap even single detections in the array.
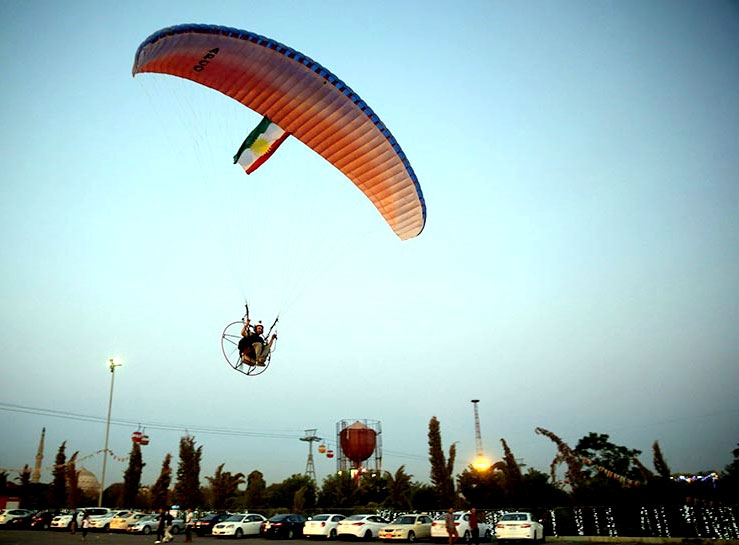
[
  {"xmin": 150, "ymin": 453, "xmax": 173, "ymax": 510},
  {"xmin": 49, "ymin": 441, "xmax": 67, "ymax": 508},
  {"xmin": 491, "ymin": 438, "xmax": 523, "ymax": 502},
  {"xmin": 206, "ymin": 463, "xmax": 245, "ymax": 510},
  {"xmin": 428, "ymin": 416, "xmax": 456, "ymax": 507},
  {"xmin": 244, "ymin": 470, "xmax": 267, "ymax": 509},
  {"xmin": 652, "ymin": 441, "xmax": 672, "ymax": 479},
  {"xmin": 575, "ymin": 433, "xmax": 642, "ymax": 479},
  {"xmin": 66, "ymin": 453, "xmax": 83, "ymax": 508},
  {"xmin": 17, "ymin": 465, "xmax": 31, "ymax": 507},
  {"xmin": 519, "ymin": 468, "xmax": 570, "ymax": 507},
  {"xmin": 173, "ymin": 435, "xmax": 203, "ymax": 509},
  {"xmin": 719, "ymin": 443, "xmax": 739, "ymax": 502},
  {"xmin": 457, "ymin": 464, "xmax": 506, "ymax": 508},
  {"xmin": 122, "ymin": 441, "xmax": 145, "ymax": 508},
  {"xmin": 267, "ymin": 474, "xmax": 316, "ymax": 511},
  {"xmin": 410, "ymin": 481, "xmax": 437, "ymax": 511},
  {"xmin": 356, "ymin": 472, "xmax": 389, "ymax": 507},
  {"xmin": 574, "ymin": 432, "xmax": 642, "ymax": 505},
  {"xmin": 385, "ymin": 466, "xmax": 413, "ymax": 510},
  {"xmin": 317, "ymin": 471, "xmax": 356, "ymax": 509}
]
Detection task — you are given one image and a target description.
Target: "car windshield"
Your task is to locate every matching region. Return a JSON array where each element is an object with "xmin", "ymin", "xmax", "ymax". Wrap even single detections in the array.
[
  {"xmin": 225, "ymin": 515, "xmax": 243, "ymax": 522},
  {"xmin": 312, "ymin": 515, "xmax": 330, "ymax": 521},
  {"xmin": 501, "ymin": 514, "xmax": 528, "ymax": 521},
  {"xmin": 345, "ymin": 515, "xmax": 366, "ymax": 521},
  {"xmin": 393, "ymin": 516, "xmax": 417, "ymax": 524}
]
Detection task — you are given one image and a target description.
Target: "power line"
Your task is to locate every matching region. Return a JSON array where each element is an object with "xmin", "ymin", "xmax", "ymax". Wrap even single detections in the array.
[{"xmin": 0, "ymin": 401, "xmax": 429, "ymax": 462}]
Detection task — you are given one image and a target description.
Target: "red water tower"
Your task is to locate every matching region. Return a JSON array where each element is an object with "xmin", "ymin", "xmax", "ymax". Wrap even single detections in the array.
[{"xmin": 336, "ymin": 419, "xmax": 382, "ymax": 473}]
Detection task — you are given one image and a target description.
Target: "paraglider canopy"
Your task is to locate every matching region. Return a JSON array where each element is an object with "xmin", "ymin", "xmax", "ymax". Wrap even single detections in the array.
[{"xmin": 133, "ymin": 23, "xmax": 426, "ymax": 240}]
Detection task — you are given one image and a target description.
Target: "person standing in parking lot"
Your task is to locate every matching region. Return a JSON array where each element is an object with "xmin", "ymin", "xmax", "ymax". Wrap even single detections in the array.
[
  {"xmin": 184, "ymin": 508, "xmax": 194, "ymax": 543},
  {"xmin": 80, "ymin": 511, "xmax": 90, "ymax": 542},
  {"xmin": 445, "ymin": 508, "xmax": 458, "ymax": 545},
  {"xmin": 469, "ymin": 508, "xmax": 480, "ymax": 545},
  {"xmin": 155, "ymin": 508, "xmax": 166, "ymax": 544}
]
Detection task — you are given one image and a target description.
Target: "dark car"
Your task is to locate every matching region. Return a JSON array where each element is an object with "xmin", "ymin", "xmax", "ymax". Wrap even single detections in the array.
[
  {"xmin": 5, "ymin": 511, "xmax": 37, "ymax": 530},
  {"xmin": 260, "ymin": 514, "xmax": 306, "ymax": 539},
  {"xmin": 31, "ymin": 510, "xmax": 62, "ymax": 530},
  {"xmin": 194, "ymin": 513, "xmax": 231, "ymax": 536}
]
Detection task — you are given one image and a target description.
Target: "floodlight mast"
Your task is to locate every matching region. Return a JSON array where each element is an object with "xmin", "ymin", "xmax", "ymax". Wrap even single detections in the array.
[{"xmin": 471, "ymin": 399, "xmax": 484, "ymax": 458}]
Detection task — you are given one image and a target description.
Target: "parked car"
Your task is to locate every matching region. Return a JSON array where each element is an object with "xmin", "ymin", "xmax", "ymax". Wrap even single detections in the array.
[
  {"xmin": 4, "ymin": 511, "xmax": 37, "ymax": 529},
  {"xmin": 110, "ymin": 511, "xmax": 146, "ymax": 532},
  {"xmin": 495, "ymin": 512, "xmax": 544, "ymax": 544},
  {"xmin": 126, "ymin": 513, "xmax": 185, "ymax": 535},
  {"xmin": 212, "ymin": 513, "xmax": 267, "ymax": 538},
  {"xmin": 50, "ymin": 508, "xmax": 112, "ymax": 531},
  {"xmin": 50, "ymin": 510, "xmax": 81, "ymax": 530},
  {"xmin": 31, "ymin": 510, "xmax": 63, "ymax": 530},
  {"xmin": 304, "ymin": 513, "xmax": 346, "ymax": 540},
  {"xmin": 260, "ymin": 513, "xmax": 307, "ymax": 539},
  {"xmin": 89, "ymin": 509, "xmax": 131, "ymax": 531},
  {"xmin": 0, "ymin": 509, "xmax": 35, "ymax": 526},
  {"xmin": 337, "ymin": 514, "xmax": 390, "ymax": 540},
  {"xmin": 195, "ymin": 513, "xmax": 232, "ymax": 536},
  {"xmin": 431, "ymin": 512, "xmax": 492, "ymax": 542},
  {"xmin": 379, "ymin": 514, "xmax": 434, "ymax": 542}
]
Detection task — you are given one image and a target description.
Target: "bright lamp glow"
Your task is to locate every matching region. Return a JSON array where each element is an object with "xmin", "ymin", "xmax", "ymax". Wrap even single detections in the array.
[{"xmin": 472, "ymin": 456, "xmax": 491, "ymax": 471}]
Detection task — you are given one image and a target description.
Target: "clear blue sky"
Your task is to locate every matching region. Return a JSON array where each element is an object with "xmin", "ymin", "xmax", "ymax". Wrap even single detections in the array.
[{"xmin": 1, "ymin": 0, "xmax": 738, "ymax": 489}]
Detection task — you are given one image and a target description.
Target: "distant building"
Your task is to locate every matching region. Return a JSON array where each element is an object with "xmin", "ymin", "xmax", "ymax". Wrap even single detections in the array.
[{"xmin": 77, "ymin": 467, "xmax": 101, "ymax": 498}]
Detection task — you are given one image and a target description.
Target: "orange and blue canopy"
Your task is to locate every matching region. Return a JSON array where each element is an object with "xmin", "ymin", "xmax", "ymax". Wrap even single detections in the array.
[{"xmin": 133, "ymin": 24, "xmax": 426, "ymax": 240}]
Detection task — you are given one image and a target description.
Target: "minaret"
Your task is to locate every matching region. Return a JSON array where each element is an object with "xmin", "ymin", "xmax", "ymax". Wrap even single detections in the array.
[{"xmin": 32, "ymin": 427, "xmax": 45, "ymax": 483}]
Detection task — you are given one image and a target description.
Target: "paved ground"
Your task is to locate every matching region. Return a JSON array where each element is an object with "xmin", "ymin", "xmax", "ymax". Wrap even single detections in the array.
[
  {"xmin": 0, "ymin": 533, "xmax": 737, "ymax": 545},
  {"xmin": 0, "ymin": 533, "xmax": 558, "ymax": 545}
]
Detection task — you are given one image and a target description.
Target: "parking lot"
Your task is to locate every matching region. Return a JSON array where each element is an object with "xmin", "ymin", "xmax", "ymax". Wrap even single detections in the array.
[{"xmin": 0, "ymin": 532, "xmax": 674, "ymax": 545}]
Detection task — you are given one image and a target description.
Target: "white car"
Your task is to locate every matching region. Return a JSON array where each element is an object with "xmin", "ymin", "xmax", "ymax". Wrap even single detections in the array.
[
  {"xmin": 50, "ymin": 508, "xmax": 111, "ymax": 530},
  {"xmin": 304, "ymin": 513, "xmax": 346, "ymax": 539},
  {"xmin": 89, "ymin": 509, "xmax": 130, "ymax": 531},
  {"xmin": 337, "ymin": 514, "xmax": 390, "ymax": 540},
  {"xmin": 127, "ymin": 514, "xmax": 186, "ymax": 535},
  {"xmin": 431, "ymin": 512, "xmax": 492, "ymax": 542},
  {"xmin": 379, "ymin": 514, "xmax": 433, "ymax": 542},
  {"xmin": 495, "ymin": 512, "xmax": 543, "ymax": 543},
  {"xmin": 50, "ymin": 510, "xmax": 80, "ymax": 530},
  {"xmin": 212, "ymin": 513, "xmax": 267, "ymax": 538},
  {"xmin": 0, "ymin": 509, "xmax": 34, "ymax": 525},
  {"xmin": 110, "ymin": 511, "xmax": 146, "ymax": 532}
]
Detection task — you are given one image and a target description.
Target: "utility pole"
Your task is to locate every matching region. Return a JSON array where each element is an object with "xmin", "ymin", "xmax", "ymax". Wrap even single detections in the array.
[{"xmin": 300, "ymin": 429, "xmax": 322, "ymax": 484}]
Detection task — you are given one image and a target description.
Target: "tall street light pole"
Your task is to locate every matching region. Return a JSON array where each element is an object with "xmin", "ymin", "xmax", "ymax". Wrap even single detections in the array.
[{"xmin": 99, "ymin": 357, "xmax": 122, "ymax": 506}]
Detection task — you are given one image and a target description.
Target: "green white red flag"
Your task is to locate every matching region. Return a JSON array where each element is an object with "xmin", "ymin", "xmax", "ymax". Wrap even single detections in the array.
[{"xmin": 233, "ymin": 116, "xmax": 289, "ymax": 174}]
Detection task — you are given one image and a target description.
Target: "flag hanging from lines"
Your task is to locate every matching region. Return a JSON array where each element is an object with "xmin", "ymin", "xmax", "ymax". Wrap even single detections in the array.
[{"xmin": 233, "ymin": 116, "xmax": 290, "ymax": 174}]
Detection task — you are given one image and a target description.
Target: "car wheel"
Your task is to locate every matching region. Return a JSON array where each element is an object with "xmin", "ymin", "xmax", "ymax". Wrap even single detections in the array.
[
  {"xmin": 288, "ymin": 529, "xmax": 295, "ymax": 539},
  {"xmin": 329, "ymin": 529, "xmax": 337, "ymax": 540},
  {"xmin": 484, "ymin": 530, "xmax": 492, "ymax": 542},
  {"xmin": 236, "ymin": 528, "xmax": 244, "ymax": 538},
  {"xmin": 364, "ymin": 530, "xmax": 373, "ymax": 541},
  {"xmin": 143, "ymin": 526, "xmax": 152, "ymax": 535},
  {"xmin": 172, "ymin": 526, "xmax": 181, "ymax": 535},
  {"xmin": 463, "ymin": 531, "xmax": 471, "ymax": 543},
  {"xmin": 408, "ymin": 531, "xmax": 416, "ymax": 542}
]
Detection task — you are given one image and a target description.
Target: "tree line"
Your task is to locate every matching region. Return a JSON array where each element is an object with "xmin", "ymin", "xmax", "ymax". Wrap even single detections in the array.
[{"xmin": 3, "ymin": 417, "xmax": 737, "ymax": 513}]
